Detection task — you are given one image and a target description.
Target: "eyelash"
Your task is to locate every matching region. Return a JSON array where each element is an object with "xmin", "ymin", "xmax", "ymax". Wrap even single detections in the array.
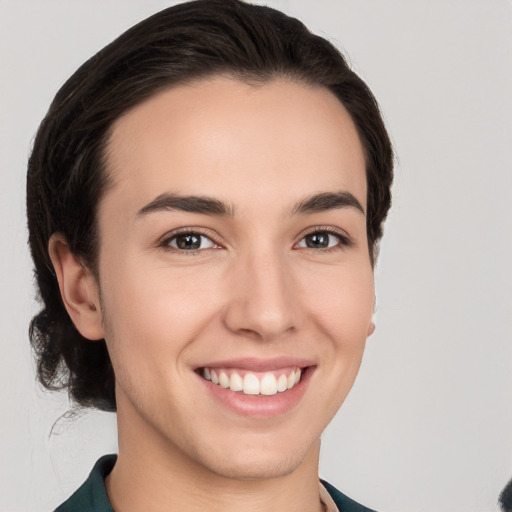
[{"xmin": 158, "ymin": 226, "xmax": 352, "ymax": 255}]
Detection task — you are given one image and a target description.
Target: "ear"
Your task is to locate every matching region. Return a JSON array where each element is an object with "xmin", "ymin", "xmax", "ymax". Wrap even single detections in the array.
[
  {"xmin": 48, "ymin": 234, "xmax": 105, "ymax": 340},
  {"xmin": 367, "ymin": 296, "xmax": 376, "ymax": 337}
]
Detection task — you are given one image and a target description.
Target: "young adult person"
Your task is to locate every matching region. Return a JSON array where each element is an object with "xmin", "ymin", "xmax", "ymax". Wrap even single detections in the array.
[{"xmin": 26, "ymin": 1, "xmax": 393, "ymax": 510}]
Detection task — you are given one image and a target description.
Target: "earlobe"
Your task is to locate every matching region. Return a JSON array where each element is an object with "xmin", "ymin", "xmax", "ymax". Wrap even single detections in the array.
[{"xmin": 48, "ymin": 234, "xmax": 104, "ymax": 340}]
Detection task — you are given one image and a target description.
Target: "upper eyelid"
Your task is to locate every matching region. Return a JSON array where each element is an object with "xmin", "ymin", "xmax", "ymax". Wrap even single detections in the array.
[
  {"xmin": 161, "ymin": 226, "xmax": 216, "ymax": 238},
  {"xmin": 297, "ymin": 225, "xmax": 352, "ymax": 242}
]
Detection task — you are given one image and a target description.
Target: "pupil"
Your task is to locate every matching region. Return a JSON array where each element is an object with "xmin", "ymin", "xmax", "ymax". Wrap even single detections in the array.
[
  {"xmin": 306, "ymin": 233, "xmax": 328, "ymax": 248},
  {"xmin": 177, "ymin": 234, "xmax": 201, "ymax": 250}
]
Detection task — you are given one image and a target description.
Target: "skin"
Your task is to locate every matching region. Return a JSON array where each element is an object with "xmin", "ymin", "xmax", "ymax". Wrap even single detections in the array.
[{"xmin": 50, "ymin": 76, "xmax": 374, "ymax": 512}]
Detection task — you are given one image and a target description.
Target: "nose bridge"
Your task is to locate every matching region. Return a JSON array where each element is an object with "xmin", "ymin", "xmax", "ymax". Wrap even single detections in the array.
[{"xmin": 223, "ymin": 242, "xmax": 298, "ymax": 340}]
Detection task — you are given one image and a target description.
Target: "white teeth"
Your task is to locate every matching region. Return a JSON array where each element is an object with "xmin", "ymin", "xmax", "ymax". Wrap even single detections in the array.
[
  {"xmin": 202, "ymin": 368, "xmax": 303, "ymax": 395},
  {"xmin": 229, "ymin": 372, "xmax": 243, "ymax": 392},
  {"xmin": 219, "ymin": 371, "xmax": 229, "ymax": 388},
  {"xmin": 243, "ymin": 373, "xmax": 260, "ymax": 395},
  {"xmin": 260, "ymin": 373, "xmax": 278, "ymax": 395},
  {"xmin": 287, "ymin": 371, "xmax": 295, "ymax": 389},
  {"xmin": 277, "ymin": 374, "xmax": 288, "ymax": 392}
]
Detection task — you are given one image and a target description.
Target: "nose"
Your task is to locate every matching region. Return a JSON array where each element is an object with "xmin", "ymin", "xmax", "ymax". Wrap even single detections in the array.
[{"xmin": 223, "ymin": 249, "xmax": 299, "ymax": 341}]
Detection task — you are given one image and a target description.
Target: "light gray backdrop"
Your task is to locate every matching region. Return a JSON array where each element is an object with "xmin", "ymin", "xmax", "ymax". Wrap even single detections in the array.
[{"xmin": 1, "ymin": 1, "xmax": 511, "ymax": 511}]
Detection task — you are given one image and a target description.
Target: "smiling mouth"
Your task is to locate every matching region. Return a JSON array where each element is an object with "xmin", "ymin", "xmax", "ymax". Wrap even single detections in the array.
[{"xmin": 199, "ymin": 367, "xmax": 302, "ymax": 396}]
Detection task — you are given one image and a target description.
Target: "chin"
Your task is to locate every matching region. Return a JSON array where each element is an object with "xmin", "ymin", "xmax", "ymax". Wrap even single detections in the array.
[
  {"xmin": 204, "ymin": 451, "xmax": 305, "ymax": 481},
  {"xmin": 188, "ymin": 432, "xmax": 320, "ymax": 482}
]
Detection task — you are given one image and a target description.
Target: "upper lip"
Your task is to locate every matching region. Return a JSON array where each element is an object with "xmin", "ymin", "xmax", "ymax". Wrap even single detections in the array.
[{"xmin": 195, "ymin": 357, "xmax": 315, "ymax": 372}]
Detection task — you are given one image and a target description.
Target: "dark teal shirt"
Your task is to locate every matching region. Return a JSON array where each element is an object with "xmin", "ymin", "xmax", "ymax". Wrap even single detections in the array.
[{"xmin": 54, "ymin": 454, "xmax": 377, "ymax": 512}]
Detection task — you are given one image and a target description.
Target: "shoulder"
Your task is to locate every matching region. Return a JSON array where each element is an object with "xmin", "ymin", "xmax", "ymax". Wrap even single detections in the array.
[
  {"xmin": 321, "ymin": 479, "xmax": 379, "ymax": 512},
  {"xmin": 53, "ymin": 454, "xmax": 117, "ymax": 512}
]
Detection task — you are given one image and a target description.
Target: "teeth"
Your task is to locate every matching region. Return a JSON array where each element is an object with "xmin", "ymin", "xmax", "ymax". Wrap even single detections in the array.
[
  {"xmin": 202, "ymin": 367, "xmax": 303, "ymax": 395},
  {"xmin": 229, "ymin": 373, "xmax": 243, "ymax": 392},
  {"xmin": 243, "ymin": 373, "xmax": 260, "ymax": 395},
  {"xmin": 277, "ymin": 374, "xmax": 288, "ymax": 392},
  {"xmin": 260, "ymin": 373, "xmax": 277, "ymax": 395},
  {"xmin": 219, "ymin": 371, "xmax": 229, "ymax": 388},
  {"xmin": 287, "ymin": 371, "xmax": 295, "ymax": 389}
]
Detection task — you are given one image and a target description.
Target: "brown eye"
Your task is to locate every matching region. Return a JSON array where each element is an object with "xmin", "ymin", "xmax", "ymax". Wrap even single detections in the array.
[
  {"xmin": 305, "ymin": 233, "xmax": 329, "ymax": 248},
  {"xmin": 167, "ymin": 233, "xmax": 216, "ymax": 251},
  {"xmin": 297, "ymin": 231, "xmax": 344, "ymax": 249}
]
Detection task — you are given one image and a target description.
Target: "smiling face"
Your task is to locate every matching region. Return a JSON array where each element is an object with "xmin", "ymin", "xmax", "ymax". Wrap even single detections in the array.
[{"xmin": 94, "ymin": 76, "xmax": 374, "ymax": 481}]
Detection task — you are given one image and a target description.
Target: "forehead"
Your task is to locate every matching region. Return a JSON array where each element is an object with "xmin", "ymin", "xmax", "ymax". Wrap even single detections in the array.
[{"xmin": 103, "ymin": 76, "xmax": 367, "ymax": 215}]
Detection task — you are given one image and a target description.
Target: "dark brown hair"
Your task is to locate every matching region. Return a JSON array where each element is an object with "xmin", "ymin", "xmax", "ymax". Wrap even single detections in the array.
[{"xmin": 27, "ymin": 0, "xmax": 393, "ymax": 411}]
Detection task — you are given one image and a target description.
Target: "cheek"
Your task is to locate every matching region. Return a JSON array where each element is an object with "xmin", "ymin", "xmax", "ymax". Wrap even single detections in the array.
[
  {"xmin": 311, "ymin": 264, "xmax": 374, "ymax": 405},
  {"xmin": 99, "ymin": 258, "xmax": 224, "ymax": 357},
  {"xmin": 304, "ymin": 262, "xmax": 374, "ymax": 344}
]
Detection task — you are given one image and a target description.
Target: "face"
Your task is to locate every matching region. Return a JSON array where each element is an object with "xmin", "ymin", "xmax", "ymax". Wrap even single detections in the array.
[{"xmin": 96, "ymin": 76, "xmax": 374, "ymax": 480}]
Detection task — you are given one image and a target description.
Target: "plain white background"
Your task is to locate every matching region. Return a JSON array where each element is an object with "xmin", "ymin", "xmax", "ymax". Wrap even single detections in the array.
[{"xmin": 1, "ymin": 1, "xmax": 511, "ymax": 511}]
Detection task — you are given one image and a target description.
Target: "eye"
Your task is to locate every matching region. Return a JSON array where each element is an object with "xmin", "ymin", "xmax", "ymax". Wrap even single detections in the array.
[
  {"xmin": 164, "ymin": 232, "xmax": 217, "ymax": 251},
  {"xmin": 296, "ymin": 229, "xmax": 349, "ymax": 250}
]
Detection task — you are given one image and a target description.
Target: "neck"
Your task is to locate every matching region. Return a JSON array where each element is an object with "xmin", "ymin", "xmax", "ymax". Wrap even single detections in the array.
[{"xmin": 106, "ymin": 394, "xmax": 324, "ymax": 512}]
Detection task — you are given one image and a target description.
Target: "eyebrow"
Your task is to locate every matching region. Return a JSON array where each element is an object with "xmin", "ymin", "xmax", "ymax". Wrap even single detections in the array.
[
  {"xmin": 290, "ymin": 191, "xmax": 365, "ymax": 216},
  {"xmin": 136, "ymin": 190, "xmax": 364, "ymax": 219},
  {"xmin": 137, "ymin": 193, "xmax": 235, "ymax": 217}
]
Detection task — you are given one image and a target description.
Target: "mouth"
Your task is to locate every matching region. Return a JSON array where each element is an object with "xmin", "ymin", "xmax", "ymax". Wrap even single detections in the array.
[
  {"xmin": 194, "ymin": 357, "xmax": 315, "ymax": 417},
  {"xmin": 198, "ymin": 366, "xmax": 303, "ymax": 396}
]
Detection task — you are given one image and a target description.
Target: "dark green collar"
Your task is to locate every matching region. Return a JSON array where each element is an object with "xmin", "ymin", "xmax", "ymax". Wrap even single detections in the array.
[
  {"xmin": 54, "ymin": 455, "xmax": 115, "ymax": 512},
  {"xmin": 321, "ymin": 479, "xmax": 378, "ymax": 512}
]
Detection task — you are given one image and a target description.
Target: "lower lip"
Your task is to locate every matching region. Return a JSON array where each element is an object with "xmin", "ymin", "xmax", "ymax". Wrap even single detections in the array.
[{"xmin": 197, "ymin": 367, "xmax": 314, "ymax": 418}]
